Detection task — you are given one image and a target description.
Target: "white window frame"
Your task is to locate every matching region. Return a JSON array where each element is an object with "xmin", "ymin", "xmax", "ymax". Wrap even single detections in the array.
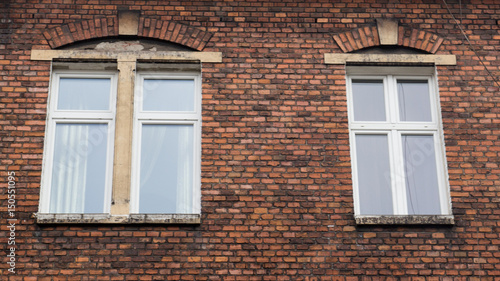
[
  {"xmin": 39, "ymin": 71, "xmax": 118, "ymax": 214},
  {"xmin": 130, "ymin": 72, "xmax": 202, "ymax": 215},
  {"xmin": 346, "ymin": 67, "xmax": 452, "ymax": 221}
]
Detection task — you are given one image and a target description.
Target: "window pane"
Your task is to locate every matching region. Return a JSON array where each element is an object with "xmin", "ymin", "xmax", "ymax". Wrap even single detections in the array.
[
  {"xmin": 398, "ymin": 80, "xmax": 432, "ymax": 122},
  {"xmin": 352, "ymin": 80, "xmax": 386, "ymax": 121},
  {"xmin": 143, "ymin": 79, "xmax": 195, "ymax": 112},
  {"xmin": 139, "ymin": 124, "xmax": 194, "ymax": 213},
  {"xmin": 49, "ymin": 123, "xmax": 108, "ymax": 213},
  {"xmin": 58, "ymin": 78, "xmax": 111, "ymax": 110},
  {"xmin": 355, "ymin": 134, "xmax": 393, "ymax": 215},
  {"xmin": 402, "ymin": 135, "xmax": 441, "ymax": 215}
]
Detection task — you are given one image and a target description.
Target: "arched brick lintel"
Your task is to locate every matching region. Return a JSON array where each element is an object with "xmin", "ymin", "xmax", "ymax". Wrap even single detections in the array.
[
  {"xmin": 333, "ymin": 25, "xmax": 444, "ymax": 54},
  {"xmin": 42, "ymin": 16, "xmax": 214, "ymax": 51}
]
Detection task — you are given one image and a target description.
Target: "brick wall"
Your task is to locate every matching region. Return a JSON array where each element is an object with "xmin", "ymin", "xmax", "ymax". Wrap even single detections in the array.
[{"xmin": 1, "ymin": 0, "xmax": 499, "ymax": 279}]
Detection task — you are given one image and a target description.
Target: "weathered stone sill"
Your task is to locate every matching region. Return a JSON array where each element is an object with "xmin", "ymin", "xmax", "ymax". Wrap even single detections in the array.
[
  {"xmin": 355, "ymin": 215, "xmax": 454, "ymax": 225},
  {"xmin": 35, "ymin": 213, "xmax": 201, "ymax": 224}
]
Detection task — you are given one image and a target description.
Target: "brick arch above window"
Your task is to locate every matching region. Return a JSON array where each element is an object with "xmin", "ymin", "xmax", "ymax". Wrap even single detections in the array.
[
  {"xmin": 42, "ymin": 15, "xmax": 214, "ymax": 51},
  {"xmin": 333, "ymin": 19, "xmax": 445, "ymax": 54}
]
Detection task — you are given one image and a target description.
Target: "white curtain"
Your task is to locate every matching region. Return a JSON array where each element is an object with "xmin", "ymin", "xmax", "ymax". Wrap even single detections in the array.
[
  {"xmin": 139, "ymin": 125, "xmax": 167, "ymax": 190},
  {"xmin": 397, "ymin": 81, "xmax": 432, "ymax": 122},
  {"xmin": 139, "ymin": 124, "xmax": 193, "ymax": 214},
  {"xmin": 176, "ymin": 126, "xmax": 193, "ymax": 213},
  {"xmin": 402, "ymin": 135, "xmax": 441, "ymax": 215},
  {"xmin": 50, "ymin": 124, "xmax": 89, "ymax": 213},
  {"xmin": 139, "ymin": 124, "xmax": 167, "ymax": 213},
  {"xmin": 355, "ymin": 134, "xmax": 393, "ymax": 215}
]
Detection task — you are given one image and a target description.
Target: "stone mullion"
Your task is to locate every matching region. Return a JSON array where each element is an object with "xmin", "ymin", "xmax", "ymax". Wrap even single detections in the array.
[{"xmin": 110, "ymin": 59, "xmax": 136, "ymax": 216}]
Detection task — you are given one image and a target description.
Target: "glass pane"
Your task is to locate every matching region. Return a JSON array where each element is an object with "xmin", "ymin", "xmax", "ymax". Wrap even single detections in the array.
[
  {"xmin": 139, "ymin": 124, "xmax": 194, "ymax": 213},
  {"xmin": 402, "ymin": 135, "xmax": 441, "ymax": 215},
  {"xmin": 398, "ymin": 80, "xmax": 432, "ymax": 122},
  {"xmin": 352, "ymin": 80, "xmax": 386, "ymax": 121},
  {"xmin": 50, "ymin": 123, "xmax": 108, "ymax": 213},
  {"xmin": 143, "ymin": 79, "xmax": 195, "ymax": 112},
  {"xmin": 355, "ymin": 134, "xmax": 393, "ymax": 215},
  {"xmin": 58, "ymin": 78, "xmax": 111, "ymax": 110}
]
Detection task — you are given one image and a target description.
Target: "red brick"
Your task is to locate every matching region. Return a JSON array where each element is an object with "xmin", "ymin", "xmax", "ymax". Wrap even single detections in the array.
[{"xmin": 2, "ymin": 1, "xmax": 499, "ymax": 280}]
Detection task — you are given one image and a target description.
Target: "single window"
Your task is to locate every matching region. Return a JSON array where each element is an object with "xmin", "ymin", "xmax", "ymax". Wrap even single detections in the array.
[
  {"xmin": 41, "ymin": 73, "xmax": 117, "ymax": 214},
  {"xmin": 347, "ymin": 70, "xmax": 451, "ymax": 218},
  {"xmin": 131, "ymin": 73, "xmax": 201, "ymax": 215}
]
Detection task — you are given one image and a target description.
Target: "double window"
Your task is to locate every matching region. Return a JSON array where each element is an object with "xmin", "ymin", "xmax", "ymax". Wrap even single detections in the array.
[
  {"xmin": 347, "ymin": 67, "xmax": 451, "ymax": 218},
  {"xmin": 40, "ymin": 69, "xmax": 201, "ymax": 216}
]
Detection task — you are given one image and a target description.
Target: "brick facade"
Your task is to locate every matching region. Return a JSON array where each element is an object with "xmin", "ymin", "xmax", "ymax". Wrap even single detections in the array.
[{"xmin": 1, "ymin": 0, "xmax": 499, "ymax": 280}]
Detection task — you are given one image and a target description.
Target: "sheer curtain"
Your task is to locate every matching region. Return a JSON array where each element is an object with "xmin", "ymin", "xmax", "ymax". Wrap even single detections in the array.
[
  {"xmin": 139, "ymin": 124, "xmax": 193, "ymax": 214},
  {"xmin": 50, "ymin": 124, "xmax": 89, "ymax": 213},
  {"xmin": 355, "ymin": 134, "xmax": 393, "ymax": 215},
  {"xmin": 175, "ymin": 126, "xmax": 193, "ymax": 213},
  {"xmin": 50, "ymin": 123, "xmax": 108, "ymax": 213},
  {"xmin": 138, "ymin": 125, "xmax": 166, "ymax": 191},
  {"xmin": 402, "ymin": 135, "xmax": 441, "ymax": 215},
  {"xmin": 138, "ymin": 77, "xmax": 197, "ymax": 214},
  {"xmin": 139, "ymin": 125, "xmax": 169, "ymax": 213}
]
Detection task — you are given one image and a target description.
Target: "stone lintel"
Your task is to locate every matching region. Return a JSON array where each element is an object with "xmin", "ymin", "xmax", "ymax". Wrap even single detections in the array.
[
  {"xmin": 324, "ymin": 53, "xmax": 457, "ymax": 65},
  {"xmin": 31, "ymin": 49, "xmax": 223, "ymax": 63}
]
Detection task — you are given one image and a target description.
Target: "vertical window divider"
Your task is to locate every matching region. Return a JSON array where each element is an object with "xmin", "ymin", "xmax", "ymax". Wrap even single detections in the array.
[
  {"xmin": 392, "ymin": 130, "xmax": 407, "ymax": 215},
  {"xmin": 350, "ymin": 130, "xmax": 361, "ymax": 215},
  {"xmin": 386, "ymin": 75, "xmax": 395, "ymax": 124},
  {"xmin": 388, "ymin": 76, "xmax": 406, "ymax": 215}
]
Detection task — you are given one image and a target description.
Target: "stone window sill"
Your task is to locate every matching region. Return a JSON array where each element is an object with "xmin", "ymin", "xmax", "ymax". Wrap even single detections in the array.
[
  {"xmin": 355, "ymin": 215, "xmax": 454, "ymax": 225},
  {"xmin": 35, "ymin": 213, "xmax": 201, "ymax": 224}
]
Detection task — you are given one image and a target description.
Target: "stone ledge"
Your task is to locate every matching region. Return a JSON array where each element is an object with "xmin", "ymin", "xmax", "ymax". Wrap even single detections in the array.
[
  {"xmin": 355, "ymin": 215, "xmax": 455, "ymax": 225},
  {"xmin": 36, "ymin": 213, "xmax": 201, "ymax": 224}
]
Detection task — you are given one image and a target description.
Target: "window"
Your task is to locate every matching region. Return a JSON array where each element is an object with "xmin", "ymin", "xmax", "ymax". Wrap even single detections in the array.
[
  {"xmin": 131, "ymin": 73, "xmax": 201, "ymax": 214},
  {"xmin": 42, "ymin": 72, "xmax": 117, "ymax": 214},
  {"xmin": 347, "ymin": 67, "xmax": 452, "ymax": 220},
  {"xmin": 40, "ymin": 68, "xmax": 201, "ymax": 220}
]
